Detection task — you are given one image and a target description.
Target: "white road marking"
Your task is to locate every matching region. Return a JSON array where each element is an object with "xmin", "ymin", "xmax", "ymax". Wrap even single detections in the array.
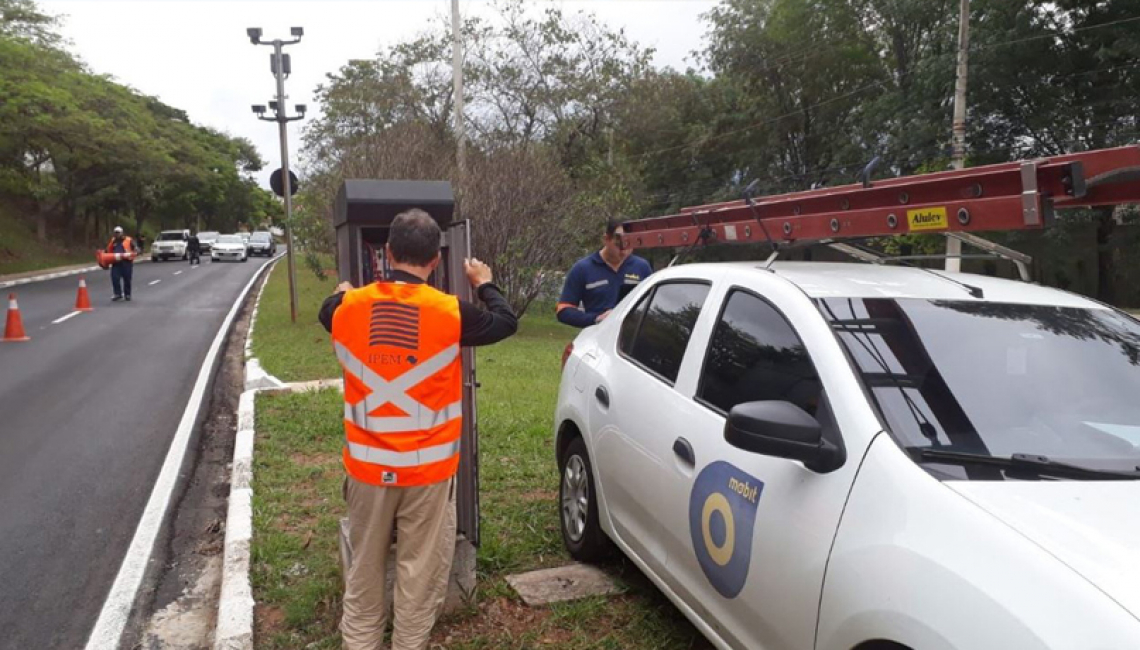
[
  {"xmin": 51, "ymin": 311, "xmax": 82, "ymax": 324},
  {"xmin": 83, "ymin": 259, "xmax": 276, "ymax": 650},
  {"xmin": 149, "ymin": 279, "xmax": 161, "ymax": 286},
  {"xmin": 173, "ymin": 271, "xmax": 183, "ymax": 276}
]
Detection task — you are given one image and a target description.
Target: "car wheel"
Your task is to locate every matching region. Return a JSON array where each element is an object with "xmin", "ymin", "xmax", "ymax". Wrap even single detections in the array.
[
  {"xmin": 559, "ymin": 436, "xmax": 611, "ymax": 562},
  {"xmin": 182, "ymin": 251, "xmax": 187, "ymax": 260}
]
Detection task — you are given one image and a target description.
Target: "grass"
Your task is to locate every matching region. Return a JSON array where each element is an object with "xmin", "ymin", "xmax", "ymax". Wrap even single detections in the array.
[
  {"xmin": 250, "ymin": 278, "xmax": 708, "ymax": 648},
  {"xmin": 251, "ymin": 260, "xmax": 343, "ymax": 382},
  {"xmin": 0, "ymin": 210, "xmax": 94, "ymax": 276}
]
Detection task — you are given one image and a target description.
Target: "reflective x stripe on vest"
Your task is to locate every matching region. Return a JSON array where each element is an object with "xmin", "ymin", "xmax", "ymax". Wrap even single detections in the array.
[
  {"xmin": 335, "ymin": 341, "xmax": 463, "ymax": 434},
  {"xmin": 344, "ymin": 438, "xmax": 460, "ymax": 467}
]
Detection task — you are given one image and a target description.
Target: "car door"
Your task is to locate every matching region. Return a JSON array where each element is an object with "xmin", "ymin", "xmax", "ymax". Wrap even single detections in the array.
[
  {"xmin": 656, "ymin": 275, "xmax": 881, "ymax": 650},
  {"xmin": 589, "ymin": 279, "xmax": 712, "ymax": 571}
]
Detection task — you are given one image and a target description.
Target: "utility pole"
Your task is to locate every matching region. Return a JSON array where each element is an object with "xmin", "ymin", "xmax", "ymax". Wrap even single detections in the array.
[
  {"xmin": 452, "ymin": 0, "xmax": 466, "ymax": 183},
  {"xmin": 248, "ymin": 27, "xmax": 306, "ymax": 323},
  {"xmin": 946, "ymin": 0, "xmax": 970, "ymax": 272}
]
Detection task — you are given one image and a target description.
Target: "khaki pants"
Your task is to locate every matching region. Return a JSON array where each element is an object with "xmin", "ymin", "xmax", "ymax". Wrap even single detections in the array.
[{"xmin": 341, "ymin": 475, "xmax": 456, "ymax": 650}]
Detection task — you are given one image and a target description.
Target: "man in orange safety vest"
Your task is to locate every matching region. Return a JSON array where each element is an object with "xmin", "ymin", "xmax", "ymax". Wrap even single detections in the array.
[
  {"xmin": 106, "ymin": 226, "xmax": 139, "ymax": 301},
  {"xmin": 318, "ymin": 208, "xmax": 517, "ymax": 650}
]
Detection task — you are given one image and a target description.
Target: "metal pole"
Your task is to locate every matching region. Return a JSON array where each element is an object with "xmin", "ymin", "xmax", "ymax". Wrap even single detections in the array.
[
  {"xmin": 274, "ymin": 41, "xmax": 299, "ymax": 324},
  {"xmin": 451, "ymin": 0, "xmax": 466, "ymax": 182},
  {"xmin": 946, "ymin": 0, "xmax": 970, "ymax": 272}
]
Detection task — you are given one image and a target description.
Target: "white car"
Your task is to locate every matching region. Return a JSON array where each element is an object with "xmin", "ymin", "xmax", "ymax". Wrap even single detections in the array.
[
  {"xmin": 555, "ymin": 261, "xmax": 1140, "ymax": 650},
  {"xmin": 210, "ymin": 234, "xmax": 248, "ymax": 262},
  {"xmin": 151, "ymin": 229, "xmax": 189, "ymax": 261}
]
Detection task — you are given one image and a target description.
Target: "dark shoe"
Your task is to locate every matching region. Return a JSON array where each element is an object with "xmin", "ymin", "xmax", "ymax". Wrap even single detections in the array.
[
  {"xmin": 125, "ymin": 295, "xmax": 132, "ymax": 301},
  {"xmin": 112, "ymin": 295, "xmax": 123, "ymax": 302}
]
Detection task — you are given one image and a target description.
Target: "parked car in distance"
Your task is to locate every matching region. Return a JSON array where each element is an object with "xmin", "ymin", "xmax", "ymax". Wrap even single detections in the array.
[
  {"xmin": 151, "ymin": 230, "xmax": 189, "ymax": 261},
  {"xmin": 554, "ymin": 261, "xmax": 1140, "ymax": 650},
  {"xmin": 197, "ymin": 231, "xmax": 220, "ymax": 253},
  {"xmin": 247, "ymin": 231, "xmax": 277, "ymax": 257},
  {"xmin": 239, "ymin": 232, "xmax": 251, "ymax": 251},
  {"xmin": 210, "ymin": 234, "xmax": 248, "ymax": 263}
]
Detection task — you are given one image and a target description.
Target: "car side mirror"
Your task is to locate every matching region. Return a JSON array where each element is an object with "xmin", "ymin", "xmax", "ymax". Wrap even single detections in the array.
[{"xmin": 724, "ymin": 401, "xmax": 844, "ymax": 473}]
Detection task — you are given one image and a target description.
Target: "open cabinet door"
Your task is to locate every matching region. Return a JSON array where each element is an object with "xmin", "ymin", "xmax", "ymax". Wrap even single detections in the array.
[{"xmin": 438, "ymin": 219, "xmax": 480, "ymax": 546}]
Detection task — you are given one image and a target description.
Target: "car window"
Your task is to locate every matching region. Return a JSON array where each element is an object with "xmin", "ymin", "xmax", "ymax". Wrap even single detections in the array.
[
  {"xmin": 158, "ymin": 232, "xmax": 184, "ymax": 241},
  {"xmin": 821, "ymin": 297, "xmax": 1140, "ymax": 473},
  {"xmin": 218, "ymin": 235, "xmax": 241, "ymax": 244},
  {"xmin": 618, "ymin": 291, "xmax": 651, "ymax": 354},
  {"xmin": 621, "ymin": 282, "xmax": 710, "ymax": 384},
  {"xmin": 199, "ymin": 232, "xmax": 219, "ymax": 239},
  {"xmin": 251, "ymin": 233, "xmax": 271, "ymax": 242},
  {"xmin": 697, "ymin": 289, "xmax": 821, "ymax": 416}
]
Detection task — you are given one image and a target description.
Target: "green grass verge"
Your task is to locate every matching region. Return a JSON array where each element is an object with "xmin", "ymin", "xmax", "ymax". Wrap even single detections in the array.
[
  {"xmin": 251, "ymin": 308, "xmax": 706, "ymax": 648},
  {"xmin": 251, "ymin": 260, "xmax": 343, "ymax": 382},
  {"xmin": 0, "ymin": 210, "xmax": 94, "ymax": 276}
]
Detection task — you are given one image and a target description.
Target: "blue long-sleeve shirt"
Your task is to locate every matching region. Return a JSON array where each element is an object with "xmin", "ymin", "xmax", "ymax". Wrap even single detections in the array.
[{"xmin": 556, "ymin": 251, "xmax": 652, "ymax": 328}]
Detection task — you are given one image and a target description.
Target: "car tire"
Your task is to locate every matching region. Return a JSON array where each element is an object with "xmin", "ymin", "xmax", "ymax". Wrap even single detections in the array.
[
  {"xmin": 182, "ymin": 251, "xmax": 187, "ymax": 260},
  {"xmin": 559, "ymin": 436, "xmax": 612, "ymax": 562}
]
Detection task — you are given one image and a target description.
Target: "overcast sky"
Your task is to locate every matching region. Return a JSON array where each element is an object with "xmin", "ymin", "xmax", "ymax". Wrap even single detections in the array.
[{"xmin": 40, "ymin": 0, "xmax": 717, "ymax": 189}]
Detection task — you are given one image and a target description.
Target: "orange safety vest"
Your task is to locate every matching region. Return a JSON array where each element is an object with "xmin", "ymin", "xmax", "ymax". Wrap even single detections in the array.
[
  {"xmin": 106, "ymin": 237, "xmax": 135, "ymax": 254},
  {"xmin": 332, "ymin": 281, "xmax": 463, "ymax": 487}
]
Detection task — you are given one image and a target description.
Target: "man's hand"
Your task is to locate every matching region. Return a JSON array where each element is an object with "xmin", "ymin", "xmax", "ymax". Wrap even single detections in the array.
[
  {"xmin": 335, "ymin": 281, "xmax": 353, "ymax": 294},
  {"xmin": 595, "ymin": 310, "xmax": 612, "ymax": 323},
  {"xmin": 465, "ymin": 258, "xmax": 493, "ymax": 288}
]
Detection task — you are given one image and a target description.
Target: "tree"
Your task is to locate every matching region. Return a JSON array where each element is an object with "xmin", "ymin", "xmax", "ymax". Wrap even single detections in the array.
[
  {"xmin": 299, "ymin": 0, "xmax": 652, "ymax": 315},
  {"xmin": 0, "ymin": 7, "xmax": 274, "ymax": 248}
]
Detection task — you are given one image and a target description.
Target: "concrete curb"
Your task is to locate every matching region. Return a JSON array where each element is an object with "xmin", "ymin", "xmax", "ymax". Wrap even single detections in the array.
[
  {"xmin": 214, "ymin": 256, "xmax": 284, "ymax": 650},
  {"xmin": 242, "ymin": 273, "xmax": 286, "ymax": 392},
  {"xmin": 0, "ymin": 256, "xmax": 153, "ymax": 290}
]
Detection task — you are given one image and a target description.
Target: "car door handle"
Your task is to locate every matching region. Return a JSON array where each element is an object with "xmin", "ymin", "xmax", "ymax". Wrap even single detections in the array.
[
  {"xmin": 673, "ymin": 437, "xmax": 695, "ymax": 467},
  {"xmin": 595, "ymin": 386, "xmax": 610, "ymax": 408}
]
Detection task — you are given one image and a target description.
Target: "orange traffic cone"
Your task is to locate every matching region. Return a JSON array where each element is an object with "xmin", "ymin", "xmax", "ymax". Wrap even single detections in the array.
[
  {"xmin": 3, "ymin": 293, "xmax": 30, "ymax": 342},
  {"xmin": 75, "ymin": 276, "xmax": 93, "ymax": 311}
]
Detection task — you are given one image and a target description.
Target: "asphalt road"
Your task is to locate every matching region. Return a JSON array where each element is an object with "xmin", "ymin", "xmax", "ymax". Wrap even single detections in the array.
[{"xmin": 0, "ymin": 254, "xmax": 275, "ymax": 649}]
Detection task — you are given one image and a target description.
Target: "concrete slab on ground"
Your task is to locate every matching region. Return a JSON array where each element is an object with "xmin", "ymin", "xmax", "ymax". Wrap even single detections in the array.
[{"xmin": 505, "ymin": 563, "xmax": 622, "ymax": 606}]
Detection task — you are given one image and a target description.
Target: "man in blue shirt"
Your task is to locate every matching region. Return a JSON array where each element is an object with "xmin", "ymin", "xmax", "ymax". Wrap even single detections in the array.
[{"xmin": 557, "ymin": 218, "xmax": 653, "ymax": 328}]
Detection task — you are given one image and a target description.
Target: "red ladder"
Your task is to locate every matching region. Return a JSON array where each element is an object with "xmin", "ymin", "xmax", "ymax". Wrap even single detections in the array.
[{"xmin": 622, "ymin": 145, "xmax": 1140, "ymax": 251}]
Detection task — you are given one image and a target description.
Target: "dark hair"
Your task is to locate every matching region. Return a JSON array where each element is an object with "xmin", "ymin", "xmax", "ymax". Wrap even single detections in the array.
[
  {"xmin": 605, "ymin": 217, "xmax": 625, "ymax": 237},
  {"xmin": 389, "ymin": 209, "xmax": 441, "ymax": 266}
]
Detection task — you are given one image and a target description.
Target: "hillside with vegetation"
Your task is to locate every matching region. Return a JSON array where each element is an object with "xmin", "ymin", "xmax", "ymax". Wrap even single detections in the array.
[{"xmin": 0, "ymin": 0, "xmax": 279, "ymax": 274}]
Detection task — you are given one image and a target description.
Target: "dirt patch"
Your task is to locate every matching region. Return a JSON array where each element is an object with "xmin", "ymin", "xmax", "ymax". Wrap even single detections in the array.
[
  {"xmin": 432, "ymin": 597, "xmax": 555, "ymax": 645},
  {"xmin": 290, "ymin": 451, "xmax": 333, "ymax": 468},
  {"xmin": 254, "ymin": 604, "xmax": 287, "ymax": 640},
  {"xmin": 519, "ymin": 489, "xmax": 557, "ymax": 502}
]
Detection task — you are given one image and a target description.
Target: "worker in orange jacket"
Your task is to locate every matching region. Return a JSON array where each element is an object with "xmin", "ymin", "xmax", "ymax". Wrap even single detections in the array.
[
  {"xmin": 106, "ymin": 226, "xmax": 139, "ymax": 301},
  {"xmin": 318, "ymin": 208, "xmax": 517, "ymax": 650}
]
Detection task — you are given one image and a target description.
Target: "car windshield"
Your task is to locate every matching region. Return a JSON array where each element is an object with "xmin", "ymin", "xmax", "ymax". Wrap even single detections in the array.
[
  {"xmin": 820, "ymin": 298, "xmax": 1140, "ymax": 477},
  {"xmin": 158, "ymin": 232, "xmax": 184, "ymax": 241},
  {"xmin": 217, "ymin": 235, "xmax": 241, "ymax": 244},
  {"xmin": 199, "ymin": 232, "xmax": 219, "ymax": 240},
  {"xmin": 251, "ymin": 233, "xmax": 271, "ymax": 242}
]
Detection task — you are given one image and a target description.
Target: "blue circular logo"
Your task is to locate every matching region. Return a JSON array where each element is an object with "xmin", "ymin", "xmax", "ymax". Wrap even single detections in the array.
[{"xmin": 688, "ymin": 461, "xmax": 764, "ymax": 599}]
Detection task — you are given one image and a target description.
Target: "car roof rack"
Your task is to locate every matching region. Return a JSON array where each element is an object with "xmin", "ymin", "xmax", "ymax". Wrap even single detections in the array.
[{"xmin": 623, "ymin": 145, "xmax": 1140, "ymax": 280}]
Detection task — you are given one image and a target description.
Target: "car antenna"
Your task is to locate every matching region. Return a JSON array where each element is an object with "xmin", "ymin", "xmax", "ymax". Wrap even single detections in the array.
[
  {"xmin": 741, "ymin": 179, "xmax": 779, "ymax": 268},
  {"xmin": 915, "ymin": 267, "xmax": 985, "ymax": 299}
]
